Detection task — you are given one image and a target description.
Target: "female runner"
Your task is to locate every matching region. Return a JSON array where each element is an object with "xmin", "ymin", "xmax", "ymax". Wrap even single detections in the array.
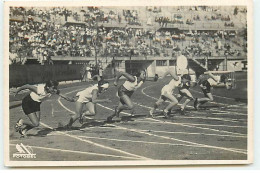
[
  {"xmin": 149, "ymin": 70, "xmax": 182, "ymax": 118},
  {"xmin": 66, "ymin": 80, "xmax": 110, "ymax": 128},
  {"xmin": 106, "ymin": 70, "xmax": 146, "ymax": 122},
  {"xmin": 194, "ymin": 72, "xmax": 219, "ymax": 110},
  {"xmin": 14, "ymin": 80, "xmax": 72, "ymax": 137}
]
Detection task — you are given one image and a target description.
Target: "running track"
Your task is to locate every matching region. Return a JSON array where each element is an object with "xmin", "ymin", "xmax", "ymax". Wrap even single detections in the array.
[{"xmin": 8, "ymin": 73, "xmax": 248, "ymax": 164}]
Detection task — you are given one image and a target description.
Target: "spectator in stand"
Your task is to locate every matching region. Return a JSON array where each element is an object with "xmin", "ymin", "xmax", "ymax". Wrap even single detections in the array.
[
  {"xmin": 9, "ymin": 7, "xmax": 246, "ymax": 62},
  {"xmin": 9, "ymin": 49, "xmax": 18, "ymax": 65}
]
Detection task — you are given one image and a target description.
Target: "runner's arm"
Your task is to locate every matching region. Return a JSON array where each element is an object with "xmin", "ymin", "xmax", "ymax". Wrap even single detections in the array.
[
  {"xmin": 162, "ymin": 69, "xmax": 179, "ymax": 81},
  {"xmin": 91, "ymin": 89, "xmax": 111, "ymax": 103},
  {"xmin": 59, "ymin": 93, "xmax": 76, "ymax": 102},
  {"xmin": 136, "ymin": 81, "xmax": 144, "ymax": 89},
  {"xmin": 207, "ymin": 72, "xmax": 219, "ymax": 82},
  {"xmin": 114, "ymin": 72, "xmax": 135, "ymax": 86},
  {"xmin": 92, "ymin": 75, "xmax": 101, "ymax": 82},
  {"xmin": 14, "ymin": 84, "xmax": 37, "ymax": 96}
]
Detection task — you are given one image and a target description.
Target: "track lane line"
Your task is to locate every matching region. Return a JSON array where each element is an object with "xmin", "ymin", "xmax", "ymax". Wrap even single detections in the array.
[
  {"xmin": 9, "ymin": 144, "xmax": 140, "ymax": 160},
  {"xmin": 96, "ymin": 104, "xmax": 247, "ymax": 155},
  {"xmin": 40, "ymin": 122, "xmax": 150, "ymax": 160},
  {"xmin": 109, "ymin": 125, "xmax": 247, "ymax": 154},
  {"xmin": 55, "ymin": 88, "xmax": 151, "ymax": 160},
  {"xmin": 58, "ymin": 85, "xmax": 247, "ymax": 157},
  {"xmin": 73, "ymin": 135, "xmax": 246, "ymax": 152},
  {"xmin": 132, "ymin": 102, "xmax": 246, "ymax": 135},
  {"xmin": 137, "ymin": 119, "xmax": 247, "ymax": 128},
  {"xmin": 145, "ymin": 118, "xmax": 246, "ymax": 136},
  {"xmin": 74, "ymin": 125, "xmax": 246, "ymax": 138}
]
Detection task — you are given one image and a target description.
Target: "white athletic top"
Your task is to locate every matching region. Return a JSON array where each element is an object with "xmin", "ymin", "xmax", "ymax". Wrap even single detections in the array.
[
  {"xmin": 76, "ymin": 84, "xmax": 99, "ymax": 103},
  {"xmin": 30, "ymin": 84, "xmax": 51, "ymax": 102},
  {"xmin": 161, "ymin": 77, "xmax": 182, "ymax": 95},
  {"xmin": 123, "ymin": 76, "xmax": 143, "ymax": 91}
]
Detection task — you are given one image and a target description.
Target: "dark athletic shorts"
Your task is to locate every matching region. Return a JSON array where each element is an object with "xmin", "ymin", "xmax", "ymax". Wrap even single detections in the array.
[
  {"xmin": 118, "ymin": 85, "xmax": 134, "ymax": 104},
  {"xmin": 178, "ymin": 88, "xmax": 194, "ymax": 100},
  {"xmin": 201, "ymin": 80, "xmax": 211, "ymax": 97},
  {"xmin": 22, "ymin": 94, "xmax": 41, "ymax": 115}
]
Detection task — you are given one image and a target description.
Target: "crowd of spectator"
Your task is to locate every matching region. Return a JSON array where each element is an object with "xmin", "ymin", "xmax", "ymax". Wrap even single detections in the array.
[
  {"xmin": 9, "ymin": 6, "xmax": 247, "ymax": 65},
  {"xmin": 154, "ymin": 6, "xmax": 243, "ymax": 29}
]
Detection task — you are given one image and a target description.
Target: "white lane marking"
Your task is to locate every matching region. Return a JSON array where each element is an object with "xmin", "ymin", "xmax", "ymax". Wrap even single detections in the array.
[
  {"xmin": 210, "ymin": 109, "xmax": 247, "ymax": 116},
  {"xmin": 112, "ymin": 124, "xmax": 247, "ymax": 154},
  {"xmin": 58, "ymin": 85, "xmax": 247, "ymax": 156},
  {"xmin": 141, "ymin": 85, "xmax": 161, "ymax": 100},
  {"xmin": 9, "ymin": 144, "xmax": 139, "ymax": 160},
  {"xmin": 189, "ymin": 88, "xmax": 235, "ymax": 101},
  {"xmin": 134, "ymin": 101, "xmax": 242, "ymax": 123},
  {"xmin": 96, "ymin": 104, "xmax": 245, "ymax": 137},
  {"xmin": 212, "ymin": 112, "xmax": 246, "ymax": 117},
  {"xmin": 75, "ymin": 135, "xmax": 246, "ymax": 152},
  {"xmin": 211, "ymin": 112, "xmax": 234, "ymax": 115},
  {"xmin": 151, "ymin": 114, "xmax": 246, "ymax": 125},
  {"xmin": 178, "ymin": 116, "xmax": 245, "ymax": 123},
  {"xmin": 65, "ymin": 124, "xmax": 246, "ymax": 139},
  {"xmin": 96, "ymin": 104, "xmax": 247, "ymax": 154},
  {"xmin": 40, "ymin": 122, "xmax": 149, "ymax": 160},
  {"xmin": 51, "ymin": 104, "xmax": 54, "ymax": 117},
  {"xmin": 56, "ymin": 88, "xmax": 150, "ymax": 160},
  {"xmin": 227, "ymin": 103, "xmax": 247, "ymax": 108},
  {"xmin": 141, "ymin": 85, "xmax": 247, "ymax": 116},
  {"xmin": 75, "ymin": 125, "xmax": 246, "ymax": 138},
  {"xmin": 137, "ymin": 119, "xmax": 247, "ymax": 128},
  {"xmin": 145, "ymin": 118, "xmax": 246, "ymax": 136},
  {"xmin": 57, "ymin": 89, "xmax": 82, "ymax": 114}
]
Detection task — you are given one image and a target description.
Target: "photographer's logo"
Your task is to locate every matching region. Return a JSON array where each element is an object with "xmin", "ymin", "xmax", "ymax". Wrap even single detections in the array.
[{"xmin": 13, "ymin": 143, "xmax": 36, "ymax": 159}]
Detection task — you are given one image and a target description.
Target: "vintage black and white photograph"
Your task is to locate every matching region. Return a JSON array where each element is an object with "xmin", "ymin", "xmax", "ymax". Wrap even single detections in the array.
[{"xmin": 4, "ymin": 0, "xmax": 253, "ymax": 166}]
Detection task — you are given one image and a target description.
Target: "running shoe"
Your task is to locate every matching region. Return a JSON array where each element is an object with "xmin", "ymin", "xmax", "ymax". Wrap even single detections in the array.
[
  {"xmin": 106, "ymin": 116, "xmax": 113, "ymax": 123},
  {"xmin": 64, "ymin": 124, "xmax": 72, "ymax": 131},
  {"xmin": 18, "ymin": 129, "xmax": 26, "ymax": 138},
  {"xmin": 163, "ymin": 110, "xmax": 170, "ymax": 118},
  {"xmin": 15, "ymin": 119, "xmax": 23, "ymax": 132},
  {"xmin": 115, "ymin": 107, "xmax": 119, "ymax": 117},
  {"xmin": 149, "ymin": 109, "xmax": 155, "ymax": 118},
  {"xmin": 79, "ymin": 116, "xmax": 84, "ymax": 124}
]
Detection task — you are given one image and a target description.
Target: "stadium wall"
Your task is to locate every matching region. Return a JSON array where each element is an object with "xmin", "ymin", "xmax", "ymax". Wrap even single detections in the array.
[
  {"xmin": 227, "ymin": 60, "xmax": 245, "ymax": 71},
  {"xmin": 9, "ymin": 64, "xmax": 83, "ymax": 87},
  {"xmin": 113, "ymin": 59, "xmax": 196, "ymax": 77}
]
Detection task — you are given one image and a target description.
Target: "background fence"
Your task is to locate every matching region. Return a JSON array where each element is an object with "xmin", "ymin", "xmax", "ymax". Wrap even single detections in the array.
[{"xmin": 9, "ymin": 65, "xmax": 84, "ymax": 87}]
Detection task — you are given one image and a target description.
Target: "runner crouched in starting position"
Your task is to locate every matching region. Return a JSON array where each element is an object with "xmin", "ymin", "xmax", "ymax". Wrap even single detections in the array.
[
  {"xmin": 176, "ymin": 74, "xmax": 195, "ymax": 115},
  {"xmin": 193, "ymin": 72, "xmax": 220, "ymax": 110},
  {"xmin": 106, "ymin": 70, "xmax": 146, "ymax": 122},
  {"xmin": 149, "ymin": 70, "xmax": 182, "ymax": 118},
  {"xmin": 14, "ymin": 80, "xmax": 72, "ymax": 137},
  {"xmin": 66, "ymin": 79, "xmax": 110, "ymax": 128}
]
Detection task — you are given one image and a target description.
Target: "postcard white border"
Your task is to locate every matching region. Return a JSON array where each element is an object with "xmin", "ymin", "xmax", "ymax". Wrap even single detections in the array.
[{"xmin": 3, "ymin": 0, "xmax": 254, "ymax": 167}]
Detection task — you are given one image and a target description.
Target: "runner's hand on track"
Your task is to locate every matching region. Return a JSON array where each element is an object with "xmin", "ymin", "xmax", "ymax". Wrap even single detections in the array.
[
  {"xmin": 65, "ymin": 97, "xmax": 75, "ymax": 102},
  {"xmin": 64, "ymin": 96, "xmax": 76, "ymax": 102}
]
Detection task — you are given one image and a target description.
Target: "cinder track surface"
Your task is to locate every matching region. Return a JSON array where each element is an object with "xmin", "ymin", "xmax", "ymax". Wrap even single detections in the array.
[{"xmin": 9, "ymin": 72, "xmax": 248, "ymax": 161}]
